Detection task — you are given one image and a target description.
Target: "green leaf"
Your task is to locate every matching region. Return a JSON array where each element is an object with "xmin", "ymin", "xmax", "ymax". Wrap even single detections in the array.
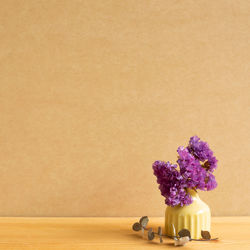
[
  {"xmin": 178, "ymin": 229, "xmax": 191, "ymax": 239},
  {"xmin": 158, "ymin": 227, "xmax": 163, "ymax": 243},
  {"xmin": 148, "ymin": 228, "xmax": 155, "ymax": 240},
  {"xmin": 132, "ymin": 222, "xmax": 142, "ymax": 231},
  {"xmin": 139, "ymin": 216, "xmax": 149, "ymax": 228},
  {"xmin": 201, "ymin": 230, "xmax": 211, "ymax": 240}
]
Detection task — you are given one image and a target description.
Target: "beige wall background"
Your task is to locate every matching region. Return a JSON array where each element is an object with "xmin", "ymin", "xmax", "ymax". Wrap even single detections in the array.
[{"xmin": 0, "ymin": 0, "xmax": 249, "ymax": 217}]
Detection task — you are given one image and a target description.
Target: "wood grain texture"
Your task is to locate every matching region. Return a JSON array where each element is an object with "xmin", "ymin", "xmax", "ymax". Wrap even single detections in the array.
[{"xmin": 0, "ymin": 217, "xmax": 248, "ymax": 249}]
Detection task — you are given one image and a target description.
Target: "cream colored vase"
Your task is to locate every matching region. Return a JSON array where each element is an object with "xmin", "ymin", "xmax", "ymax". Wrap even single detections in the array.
[{"xmin": 165, "ymin": 189, "xmax": 211, "ymax": 239}]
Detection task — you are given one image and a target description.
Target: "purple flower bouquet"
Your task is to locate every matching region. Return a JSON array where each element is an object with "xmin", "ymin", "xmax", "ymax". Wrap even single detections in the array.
[{"xmin": 153, "ymin": 136, "xmax": 218, "ymax": 207}]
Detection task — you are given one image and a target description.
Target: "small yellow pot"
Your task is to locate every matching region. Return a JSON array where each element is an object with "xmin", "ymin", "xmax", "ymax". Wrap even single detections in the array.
[{"xmin": 165, "ymin": 189, "xmax": 211, "ymax": 239}]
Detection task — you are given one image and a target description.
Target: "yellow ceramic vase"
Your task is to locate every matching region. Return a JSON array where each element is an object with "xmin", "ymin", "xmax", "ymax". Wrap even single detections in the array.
[{"xmin": 165, "ymin": 189, "xmax": 211, "ymax": 239}]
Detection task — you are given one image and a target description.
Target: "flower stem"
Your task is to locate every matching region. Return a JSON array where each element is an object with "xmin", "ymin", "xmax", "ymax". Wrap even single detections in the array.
[{"xmin": 142, "ymin": 226, "xmax": 218, "ymax": 241}]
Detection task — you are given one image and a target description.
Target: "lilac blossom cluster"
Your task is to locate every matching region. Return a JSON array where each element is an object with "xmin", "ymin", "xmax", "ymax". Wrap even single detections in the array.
[{"xmin": 153, "ymin": 136, "xmax": 218, "ymax": 207}]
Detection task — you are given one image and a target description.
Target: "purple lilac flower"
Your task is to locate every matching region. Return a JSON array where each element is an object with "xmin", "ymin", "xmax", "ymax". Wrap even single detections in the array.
[
  {"xmin": 152, "ymin": 161, "xmax": 192, "ymax": 207},
  {"xmin": 205, "ymin": 173, "xmax": 217, "ymax": 190},
  {"xmin": 177, "ymin": 146, "xmax": 207, "ymax": 190},
  {"xmin": 152, "ymin": 136, "xmax": 218, "ymax": 207},
  {"xmin": 188, "ymin": 136, "xmax": 218, "ymax": 172},
  {"xmin": 177, "ymin": 146, "xmax": 217, "ymax": 191}
]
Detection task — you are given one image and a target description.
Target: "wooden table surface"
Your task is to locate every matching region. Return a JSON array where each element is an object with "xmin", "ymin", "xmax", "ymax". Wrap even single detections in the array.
[{"xmin": 0, "ymin": 217, "xmax": 249, "ymax": 249}]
